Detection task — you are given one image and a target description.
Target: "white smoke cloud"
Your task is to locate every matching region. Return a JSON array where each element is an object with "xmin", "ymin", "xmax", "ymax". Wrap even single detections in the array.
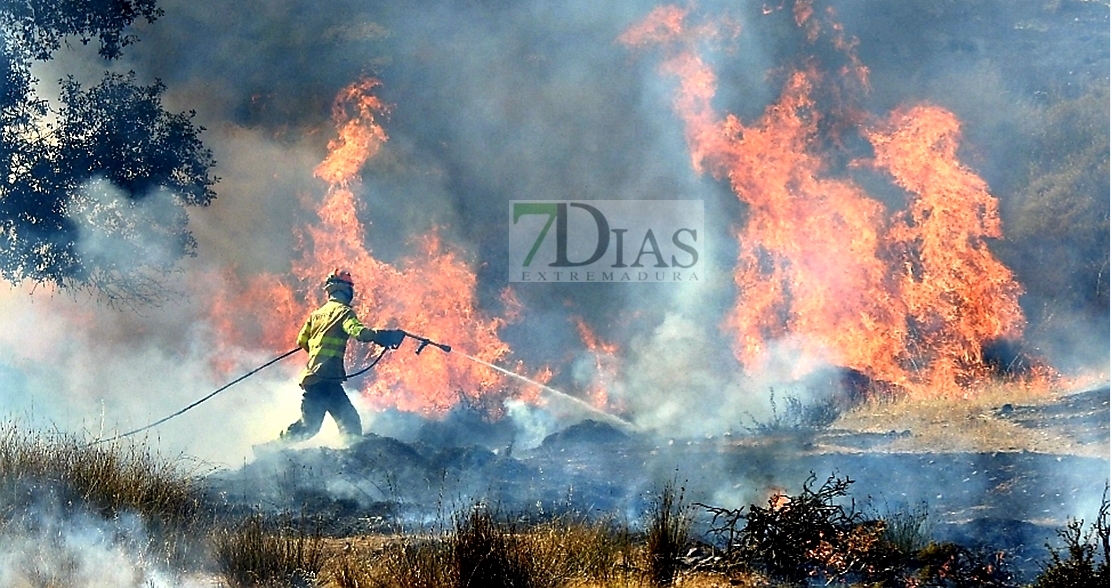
[
  {"xmin": 0, "ymin": 280, "xmax": 307, "ymax": 466},
  {"xmin": 505, "ymin": 397, "xmax": 558, "ymax": 450},
  {"xmin": 66, "ymin": 178, "xmax": 183, "ymax": 275},
  {"xmin": 0, "ymin": 489, "xmax": 210, "ymax": 588},
  {"xmin": 620, "ymin": 312, "xmax": 753, "ymax": 436}
]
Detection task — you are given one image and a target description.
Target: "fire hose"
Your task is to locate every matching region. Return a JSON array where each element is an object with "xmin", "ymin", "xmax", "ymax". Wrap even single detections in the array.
[
  {"xmin": 346, "ymin": 330, "xmax": 451, "ymax": 377},
  {"xmin": 86, "ymin": 331, "xmax": 450, "ymax": 446},
  {"xmin": 347, "ymin": 331, "xmax": 451, "ymax": 378}
]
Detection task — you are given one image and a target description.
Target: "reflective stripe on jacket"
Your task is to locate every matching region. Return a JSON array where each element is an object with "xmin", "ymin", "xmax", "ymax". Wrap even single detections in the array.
[{"xmin": 296, "ymin": 299, "xmax": 376, "ymax": 387}]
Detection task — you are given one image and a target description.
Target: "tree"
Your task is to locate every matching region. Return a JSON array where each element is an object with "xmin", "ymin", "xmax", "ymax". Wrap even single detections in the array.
[{"xmin": 0, "ymin": 0, "xmax": 217, "ymax": 304}]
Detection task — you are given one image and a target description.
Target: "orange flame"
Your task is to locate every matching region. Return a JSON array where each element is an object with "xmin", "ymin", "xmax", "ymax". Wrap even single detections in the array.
[
  {"xmin": 869, "ymin": 105, "xmax": 1027, "ymax": 389},
  {"xmin": 622, "ymin": 4, "xmax": 1045, "ymax": 397},
  {"xmin": 210, "ymin": 78, "xmax": 520, "ymax": 417},
  {"xmin": 572, "ymin": 316, "xmax": 623, "ymax": 409}
]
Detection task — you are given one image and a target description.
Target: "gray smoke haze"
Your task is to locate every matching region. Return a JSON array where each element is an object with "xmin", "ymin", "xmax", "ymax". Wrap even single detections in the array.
[
  {"xmin": 0, "ymin": 479, "xmax": 210, "ymax": 587},
  {"xmin": 0, "ymin": 0, "xmax": 1106, "ymax": 468}
]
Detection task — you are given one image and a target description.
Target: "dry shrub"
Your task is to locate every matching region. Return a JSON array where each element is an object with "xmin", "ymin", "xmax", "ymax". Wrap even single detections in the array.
[
  {"xmin": 745, "ymin": 389, "xmax": 842, "ymax": 434},
  {"xmin": 213, "ymin": 513, "xmax": 326, "ymax": 588},
  {"xmin": 1031, "ymin": 488, "xmax": 1110, "ymax": 588},
  {"xmin": 644, "ymin": 481, "xmax": 692, "ymax": 587},
  {"xmin": 701, "ymin": 473, "xmax": 907, "ymax": 586},
  {"xmin": 697, "ymin": 473, "xmax": 1029, "ymax": 588},
  {"xmin": 738, "ymin": 473, "xmax": 861, "ymax": 584},
  {"xmin": 451, "ymin": 503, "xmax": 533, "ymax": 588}
]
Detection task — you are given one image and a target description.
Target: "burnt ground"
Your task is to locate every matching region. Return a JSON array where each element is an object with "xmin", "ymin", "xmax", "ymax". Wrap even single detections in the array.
[{"xmin": 208, "ymin": 385, "xmax": 1109, "ymax": 582}]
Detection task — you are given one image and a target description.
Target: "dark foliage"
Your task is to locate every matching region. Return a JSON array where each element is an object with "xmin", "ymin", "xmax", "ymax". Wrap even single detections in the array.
[
  {"xmin": 55, "ymin": 73, "xmax": 214, "ymax": 206},
  {"xmin": 0, "ymin": 0, "xmax": 162, "ymax": 60},
  {"xmin": 0, "ymin": 0, "xmax": 216, "ymax": 303}
]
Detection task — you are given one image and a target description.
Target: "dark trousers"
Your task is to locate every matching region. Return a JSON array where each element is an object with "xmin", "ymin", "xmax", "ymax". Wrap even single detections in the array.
[{"xmin": 282, "ymin": 381, "xmax": 362, "ymax": 442}]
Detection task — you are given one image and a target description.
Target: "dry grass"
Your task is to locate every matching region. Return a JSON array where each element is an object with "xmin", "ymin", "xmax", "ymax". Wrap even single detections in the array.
[
  {"xmin": 521, "ymin": 514, "xmax": 639, "ymax": 586},
  {"xmin": 0, "ymin": 421, "xmax": 208, "ymax": 567},
  {"xmin": 645, "ymin": 481, "xmax": 691, "ymax": 587},
  {"xmin": 832, "ymin": 380, "xmax": 1108, "ymax": 457},
  {"xmin": 213, "ymin": 481, "xmax": 1111, "ymax": 588},
  {"xmin": 320, "ymin": 541, "xmax": 742, "ymax": 588},
  {"xmin": 0, "ymin": 422, "xmax": 204, "ymax": 523},
  {"xmin": 317, "ymin": 507, "xmax": 645, "ymax": 588},
  {"xmin": 212, "ymin": 513, "xmax": 327, "ymax": 588},
  {"xmin": 2, "ymin": 379, "xmax": 1105, "ymax": 588},
  {"xmin": 311, "ymin": 485, "xmax": 702, "ymax": 588}
]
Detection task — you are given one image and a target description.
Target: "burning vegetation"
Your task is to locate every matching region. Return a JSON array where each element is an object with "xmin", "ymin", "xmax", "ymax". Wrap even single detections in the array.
[
  {"xmin": 208, "ymin": 78, "xmax": 523, "ymax": 417},
  {"xmin": 618, "ymin": 4, "xmax": 1050, "ymax": 398},
  {"xmin": 0, "ymin": 0, "xmax": 1108, "ymax": 586},
  {"xmin": 200, "ymin": 0, "xmax": 1096, "ymax": 444}
]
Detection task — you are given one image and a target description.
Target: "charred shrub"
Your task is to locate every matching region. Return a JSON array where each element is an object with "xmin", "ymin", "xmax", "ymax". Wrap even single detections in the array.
[
  {"xmin": 981, "ymin": 339, "xmax": 1038, "ymax": 379},
  {"xmin": 698, "ymin": 502, "xmax": 747, "ymax": 576},
  {"xmin": 698, "ymin": 474, "xmax": 1025, "ymax": 588},
  {"xmin": 1031, "ymin": 488, "xmax": 1110, "ymax": 588},
  {"xmin": 703, "ymin": 473, "xmax": 904, "ymax": 586},
  {"xmin": 739, "ymin": 473, "xmax": 860, "ymax": 584},
  {"xmin": 644, "ymin": 480, "xmax": 691, "ymax": 587},
  {"xmin": 913, "ymin": 542, "xmax": 1013, "ymax": 588}
]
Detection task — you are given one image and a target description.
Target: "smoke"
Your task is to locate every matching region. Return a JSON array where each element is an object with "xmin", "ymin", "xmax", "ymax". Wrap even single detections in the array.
[
  {"xmin": 620, "ymin": 312, "xmax": 742, "ymax": 435},
  {"xmin": 0, "ymin": 0, "xmax": 1105, "ymax": 477},
  {"xmin": 185, "ymin": 127, "xmax": 324, "ymax": 274},
  {"xmin": 0, "ymin": 283, "xmax": 304, "ymax": 463},
  {"xmin": 0, "ymin": 481, "xmax": 208, "ymax": 588},
  {"xmin": 65, "ymin": 179, "xmax": 185, "ymax": 292},
  {"xmin": 505, "ymin": 398, "xmax": 558, "ymax": 450}
]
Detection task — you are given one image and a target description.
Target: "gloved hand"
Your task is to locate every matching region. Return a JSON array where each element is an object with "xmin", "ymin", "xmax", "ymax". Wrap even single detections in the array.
[{"xmin": 373, "ymin": 329, "xmax": 406, "ymax": 349}]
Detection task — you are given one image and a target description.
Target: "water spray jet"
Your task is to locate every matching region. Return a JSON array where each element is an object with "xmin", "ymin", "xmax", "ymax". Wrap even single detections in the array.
[{"xmin": 455, "ymin": 352, "xmax": 637, "ymax": 433}]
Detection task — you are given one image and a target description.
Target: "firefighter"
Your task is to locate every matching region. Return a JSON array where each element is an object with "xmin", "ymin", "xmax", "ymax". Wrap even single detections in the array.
[{"xmin": 280, "ymin": 269, "xmax": 404, "ymax": 444}]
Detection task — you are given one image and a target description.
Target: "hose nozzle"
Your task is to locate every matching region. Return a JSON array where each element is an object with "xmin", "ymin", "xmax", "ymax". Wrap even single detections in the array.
[{"xmin": 404, "ymin": 331, "xmax": 451, "ymax": 355}]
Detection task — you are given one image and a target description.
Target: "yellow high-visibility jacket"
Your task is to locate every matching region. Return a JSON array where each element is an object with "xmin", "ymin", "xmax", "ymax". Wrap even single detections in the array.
[{"xmin": 296, "ymin": 299, "xmax": 376, "ymax": 387}]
